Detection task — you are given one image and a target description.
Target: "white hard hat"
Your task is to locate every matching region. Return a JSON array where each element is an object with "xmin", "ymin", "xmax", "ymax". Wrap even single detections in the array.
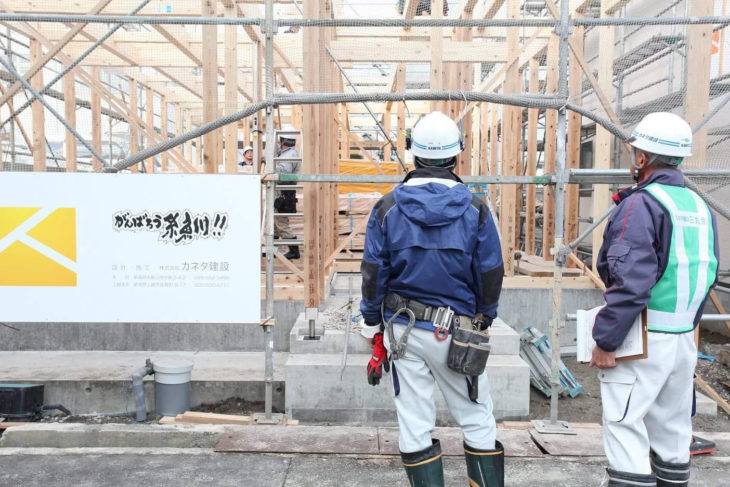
[
  {"xmin": 243, "ymin": 145, "xmax": 253, "ymax": 154},
  {"xmin": 279, "ymin": 124, "xmax": 299, "ymax": 142},
  {"xmin": 630, "ymin": 112, "xmax": 692, "ymax": 158},
  {"xmin": 410, "ymin": 111, "xmax": 463, "ymax": 160}
]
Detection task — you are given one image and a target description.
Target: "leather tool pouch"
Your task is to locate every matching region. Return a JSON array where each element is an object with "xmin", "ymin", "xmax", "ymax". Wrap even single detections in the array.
[{"xmin": 447, "ymin": 326, "xmax": 491, "ymax": 376}]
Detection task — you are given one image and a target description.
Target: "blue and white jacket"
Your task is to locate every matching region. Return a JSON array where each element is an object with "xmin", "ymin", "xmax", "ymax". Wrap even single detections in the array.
[{"xmin": 359, "ymin": 167, "xmax": 504, "ymax": 331}]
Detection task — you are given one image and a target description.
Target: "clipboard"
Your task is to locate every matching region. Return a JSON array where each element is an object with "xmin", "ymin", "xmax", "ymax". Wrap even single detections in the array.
[{"xmin": 577, "ymin": 307, "xmax": 648, "ymax": 363}]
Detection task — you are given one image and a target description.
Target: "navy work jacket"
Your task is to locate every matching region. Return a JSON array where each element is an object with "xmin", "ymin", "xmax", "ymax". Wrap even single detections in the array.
[{"xmin": 359, "ymin": 167, "xmax": 504, "ymax": 332}]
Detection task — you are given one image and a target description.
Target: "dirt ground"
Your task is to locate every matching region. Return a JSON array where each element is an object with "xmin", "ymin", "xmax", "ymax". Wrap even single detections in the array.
[{"xmin": 529, "ymin": 329, "xmax": 730, "ymax": 432}]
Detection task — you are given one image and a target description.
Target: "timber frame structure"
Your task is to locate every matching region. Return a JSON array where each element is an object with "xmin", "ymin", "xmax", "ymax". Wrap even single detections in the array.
[{"xmin": 1, "ymin": 1, "xmax": 730, "ymax": 421}]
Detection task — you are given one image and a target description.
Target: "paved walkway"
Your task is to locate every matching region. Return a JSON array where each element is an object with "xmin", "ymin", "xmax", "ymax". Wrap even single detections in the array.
[{"xmin": 0, "ymin": 449, "xmax": 727, "ymax": 486}]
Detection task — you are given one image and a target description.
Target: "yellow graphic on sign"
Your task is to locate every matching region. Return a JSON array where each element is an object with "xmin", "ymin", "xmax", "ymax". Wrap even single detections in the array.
[{"xmin": 0, "ymin": 208, "xmax": 77, "ymax": 286}]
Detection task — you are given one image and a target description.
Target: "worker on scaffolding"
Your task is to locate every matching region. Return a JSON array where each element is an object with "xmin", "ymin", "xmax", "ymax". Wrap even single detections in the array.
[
  {"xmin": 590, "ymin": 112, "xmax": 719, "ymax": 487},
  {"xmin": 273, "ymin": 129, "xmax": 301, "ymax": 260},
  {"xmin": 360, "ymin": 111, "xmax": 505, "ymax": 487}
]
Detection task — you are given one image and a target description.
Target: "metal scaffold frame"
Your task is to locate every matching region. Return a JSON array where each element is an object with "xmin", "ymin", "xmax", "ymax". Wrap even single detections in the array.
[{"xmin": 2, "ymin": 1, "xmax": 730, "ymax": 427}]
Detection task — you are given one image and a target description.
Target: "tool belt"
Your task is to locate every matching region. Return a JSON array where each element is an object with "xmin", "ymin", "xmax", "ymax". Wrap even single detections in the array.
[{"xmin": 384, "ymin": 293, "xmax": 478, "ymax": 332}]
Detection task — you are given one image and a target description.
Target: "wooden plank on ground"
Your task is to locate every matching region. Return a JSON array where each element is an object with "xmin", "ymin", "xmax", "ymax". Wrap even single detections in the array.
[
  {"xmin": 529, "ymin": 428, "xmax": 604, "ymax": 456},
  {"xmin": 378, "ymin": 427, "xmax": 544, "ymax": 457},
  {"xmin": 515, "ymin": 255, "xmax": 582, "ymax": 277},
  {"xmin": 215, "ymin": 425, "xmax": 379, "ymax": 454},
  {"xmin": 177, "ymin": 411, "xmax": 251, "ymax": 425}
]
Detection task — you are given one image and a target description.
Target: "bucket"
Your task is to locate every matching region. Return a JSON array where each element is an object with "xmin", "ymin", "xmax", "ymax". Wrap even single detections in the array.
[{"xmin": 152, "ymin": 358, "xmax": 193, "ymax": 417}]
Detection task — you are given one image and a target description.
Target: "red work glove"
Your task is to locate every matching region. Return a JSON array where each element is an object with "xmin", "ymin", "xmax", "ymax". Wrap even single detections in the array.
[{"xmin": 367, "ymin": 333, "xmax": 390, "ymax": 386}]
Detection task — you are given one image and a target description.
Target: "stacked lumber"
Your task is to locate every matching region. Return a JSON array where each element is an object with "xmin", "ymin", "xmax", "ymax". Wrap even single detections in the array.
[{"xmin": 158, "ymin": 411, "xmax": 298, "ymax": 426}]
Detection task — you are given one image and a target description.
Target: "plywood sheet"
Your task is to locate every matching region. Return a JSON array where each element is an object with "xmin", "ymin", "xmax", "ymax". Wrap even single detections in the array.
[
  {"xmin": 215, "ymin": 426, "xmax": 379, "ymax": 454},
  {"xmin": 529, "ymin": 428, "xmax": 605, "ymax": 456},
  {"xmin": 378, "ymin": 427, "xmax": 543, "ymax": 457}
]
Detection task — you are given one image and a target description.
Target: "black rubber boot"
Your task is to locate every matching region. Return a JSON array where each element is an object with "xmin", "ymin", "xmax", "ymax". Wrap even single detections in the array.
[
  {"xmin": 650, "ymin": 452, "xmax": 690, "ymax": 487},
  {"xmin": 464, "ymin": 440, "xmax": 504, "ymax": 487},
  {"xmin": 283, "ymin": 245, "xmax": 300, "ymax": 260},
  {"xmin": 606, "ymin": 468, "xmax": 657, "ymax": 486},
  {"xmin": 401, "ymin": 439, "xmax": 444, "ymax": 487}
]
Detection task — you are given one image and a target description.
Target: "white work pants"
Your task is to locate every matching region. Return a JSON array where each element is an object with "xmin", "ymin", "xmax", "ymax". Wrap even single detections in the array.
[
  {"xmin": 385, "ymin": 324, "xmax": 497, "ymax": 454},
  {"xmin": 600, "ymin": 331, "xmax": 696, "ymax": 474}
]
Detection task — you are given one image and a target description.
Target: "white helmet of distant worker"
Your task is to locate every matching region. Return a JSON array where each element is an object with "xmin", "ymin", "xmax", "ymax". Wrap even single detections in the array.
[
  {"xmin": 408, "ymin": 111, "xmax": 463, "ymax": 168},
  {"xmin": 242, "ymin": 145, "xmax": 253, "ymax": 154},
  {"xmin": 630, "ymin": 112, "xmax": 692, "ymax": 165},
  {"xmin": 279, "ymin": 124, "xmax": 299, "ymax": 146}
]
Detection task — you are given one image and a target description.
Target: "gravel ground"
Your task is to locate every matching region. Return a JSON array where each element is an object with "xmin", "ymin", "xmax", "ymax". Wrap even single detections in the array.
[{"xmin": 529, "ymin": 330, "xmax": 730, "ymax": 431}]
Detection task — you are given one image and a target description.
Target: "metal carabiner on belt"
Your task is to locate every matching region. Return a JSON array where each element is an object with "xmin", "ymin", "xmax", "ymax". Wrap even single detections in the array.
[{"xmin": 384, "ymin": 306, "xmax": 416, "ymax": 360}]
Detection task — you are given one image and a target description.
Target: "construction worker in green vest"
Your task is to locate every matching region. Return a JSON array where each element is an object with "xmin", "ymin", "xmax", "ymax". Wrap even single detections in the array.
[{"xmin": 591, "ymin": 112, "xmax": 720, "ymax": 487}]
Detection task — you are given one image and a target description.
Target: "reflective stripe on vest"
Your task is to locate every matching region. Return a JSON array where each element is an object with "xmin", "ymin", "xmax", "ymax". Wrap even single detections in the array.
[{"xmin": 643, "ymin": 184, "xmax": 718, "ymax": 333}]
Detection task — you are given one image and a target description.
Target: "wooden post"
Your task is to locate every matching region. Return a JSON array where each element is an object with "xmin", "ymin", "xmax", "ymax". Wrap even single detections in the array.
[
  {"xmin": 592, "ymin": 3, "xmax": 615, "ymax": 270},
  {"xmin": 489, "ymin": 104, "xmax": 499, "ymax": 206},
  {"xmin": 90, "ymin": 67, "xmax": 102, "ymax": 171},
  {"xmin": 184, "ymin": 109, "xmax": 193, "ymax": 164},
  {"xmin": 218, "ymin": 108, "xmax": 224, "ymax": 172},
  {"xmin": 396, "ymin": 63, "xmax": 406, "ymax": 171},
  {"xmin": 64, "ymin": 72, "xmax": 77, "ymax": 172},
  {"xmin": 430, "ymin": 0, "xmax": 444, "ymax": 112},
  {"xmin": 145, "ymin": 86, "xmax": 155, "ymax": 173},
  {"xmin": 161, "ymin": 95, "xmax": 168, "ymax": 172},
  {"xmin": 339, "ymin": 103, "xmax": 349, "ymax": 160},
  {"xmin": 303, "ymin": 0, "xmax": 322, "ymax": 308},
  {"xmin": 542, "ymin": 35, "xmax": 559, "ymax": 261},
  {"xmin": 30, "ymin": 38, "xmax": 46, "ymax": 172},
  {"xmin": 128, "ymin": 78, "xmax": 139, "ymax": 173},
  {"xmin": 525, "ymin": 58, "xmax": 539, "ymax": 255},
  {"xmin": 456, "ymin": 15, "xmax": 473, "ymax": 176},
  {"xmin": 224, "ymin": 3, "xmax": 239, "ymax": 174},
  {"xmin": 566, "ymin": 25, "xmax": 584, "ymax": 248},
  {"xmin": 383, "ymin": 109, "xmax": 392, "ymax": 162},
  {"xmin": 480, "ymin": 103, "xmax": 489, "ymax": 177},
  {"xmin": 684, "ymin": 0, "xmax": 713, "ymax": 169},
  {"xmin": 499, "ymin": 0, "xmax": 520, "ymax": 275},
  {"xmin": 202, "ymin": 0, "xmax": 218, "ymax": 173}
]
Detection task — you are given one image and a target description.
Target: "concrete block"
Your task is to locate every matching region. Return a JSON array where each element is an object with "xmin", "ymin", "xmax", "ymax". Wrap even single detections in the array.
[
  {"xmin": 0, "ymin": 351, "xmax": 287, "ymax": 415},
  {"xmin": 285, "ymin": 353, "xmax": 529, "ymax": 424},
  {"xmin": 695, "ymin": 391, "xmax": 717, "ymax": 417},
  {"xmin": 0, "ymin": 300, "xmax": 303, "ymax": 352},
  {"xmin": 289, "ymin": 314, "xmax": 520, "ymax": 356}
]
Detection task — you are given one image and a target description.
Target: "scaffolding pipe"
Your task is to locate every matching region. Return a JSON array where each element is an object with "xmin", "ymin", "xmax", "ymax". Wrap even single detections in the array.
[
  {"xmin": 263, "ymin": 0, "xmax": 276, "ymax": 421},
  {"xmin": 0, "ymin": 0, "xmax": 152, "ymax": 132},
  {"xmin": 547, "ymin": 0, "xmax": 570, "ymax": 429},
  {"xmin": 0, "ymin": 54, "xmax": 108, "ymax": 167}
]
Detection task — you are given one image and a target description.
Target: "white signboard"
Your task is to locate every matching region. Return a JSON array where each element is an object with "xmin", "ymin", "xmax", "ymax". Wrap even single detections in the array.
[{"xmin": 0, "ymin": 173, "xmax": 261, "ymax": 323}]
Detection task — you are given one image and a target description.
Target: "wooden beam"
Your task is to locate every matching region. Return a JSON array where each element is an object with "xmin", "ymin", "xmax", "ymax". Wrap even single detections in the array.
[
  {"xmin": 525, "ymin": 57, "xmax": 539, "ymax": 255},
  {"xmin": 29, "ymin": 38, "xmax": 46, "ymax": 172},
  {"xmin": 684, "ymin": 0, "xmax": 713, "ymax": 170},
  {"xmin": 542, "ymin": 35, "xmax": 559, "ymax": 261},
  {"xmin": 0, "ymin": 0, "xmax": 111, "ymax": 107},
  {"xmin": 325, "ymin": 214, "xmax": 371, "ymax": 268},
  {"xmin": 202, "ymin": 0, "xmax": 218, "ymax": 173},
  {"xmin": 161, "ymin": 95, "xmax": 169, "ymax": 172},
  {"xmin": 64, "ymin": 72, "xmax": 77, "ymax": 172},
  {"xmin": 128, "ymin": 78, "xmax": 139, "ymax": 172},
  {"xmin": 499, "ymin": 0, "xmax": 519, "ymax": 276},
  {"xmin": 592, "ymin": 2, "xmax": 615, "ymax": 271},
  {"xmin": 396, "ymin": 64, "xmax": 406, "ymax": 170},
  {"xmin": 326, "ymin": 40, "xmax": 508, "ymax": 64},
  {"xmin": 91, "ymin": 67, "xmax": 102, "ymax": 171},
  {"xmin": 695, "ymin": 374, "xmax": 730, "ymax": 417},
  {"xmin": 184, "ymin": 109, "xmax": 193, "ymax": 164},
  {"xmin": 475, "ymin": 0, "xmax": 506, "ymax": 31},
  {"xmin": 566, "ymin": 25, "xmax": 584, "ymax": 247},
  {"xmin": 480, "ymin": 102, "xmax": 489, "ymax": 178}
]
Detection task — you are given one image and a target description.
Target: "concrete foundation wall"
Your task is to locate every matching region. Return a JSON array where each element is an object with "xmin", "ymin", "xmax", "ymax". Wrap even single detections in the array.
[
  {"xmin": 0, "ymin": 300, "xmax": 303, "ymax": 352},
  {"xmin": 498, "ymin": 288, "xmax": 605, "ymax": 346}
]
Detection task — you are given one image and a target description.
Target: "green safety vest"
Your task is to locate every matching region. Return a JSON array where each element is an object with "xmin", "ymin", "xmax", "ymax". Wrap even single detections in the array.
[{"xmin": 643, "ymin": 183, "xmax": 718, "ymax": 333}]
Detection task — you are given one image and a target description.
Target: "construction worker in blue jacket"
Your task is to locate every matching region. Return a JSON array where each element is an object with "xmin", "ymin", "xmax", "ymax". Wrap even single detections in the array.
[
  {"xmin": 359, "ymin": 111, "xmax": 505, "ymax": 487},
  {"xmin": 591, "ymin": 112, "xmax": 720, "ymax": 487}
]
